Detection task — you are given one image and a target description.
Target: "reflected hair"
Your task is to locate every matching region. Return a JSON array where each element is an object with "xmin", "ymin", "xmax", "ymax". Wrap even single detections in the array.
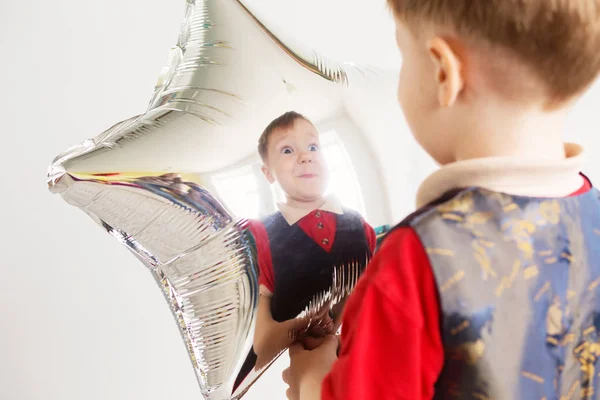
[
  {"xmin": 387, "ymin": 0, "xmax": 600, "ymax": 102},
  {"xmin": 258, "ymin": 111, "xmax": 311, "ymax": 162}
]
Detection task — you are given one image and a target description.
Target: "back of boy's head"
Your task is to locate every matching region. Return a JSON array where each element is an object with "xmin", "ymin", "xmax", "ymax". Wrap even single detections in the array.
[
  {"xmin": 258, "ymin": 111, "xmax": 310, "ymax": 162},
  {"xmin": 387, "ymin": 0, "xmax": 600, "ymax": 102}
]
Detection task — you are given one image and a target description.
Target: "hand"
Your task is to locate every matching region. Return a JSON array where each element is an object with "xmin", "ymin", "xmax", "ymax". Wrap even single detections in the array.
[
  {"xmin": 255, "ymin": 318, "xmax": 303, "ymax": 370},
  {"xmin": 282, "ymin": 335, "xmax": 339, "ymax": 400},
  {"xmin": 304, "ymin": 307, "xmax": 336, "ymax": 338}
]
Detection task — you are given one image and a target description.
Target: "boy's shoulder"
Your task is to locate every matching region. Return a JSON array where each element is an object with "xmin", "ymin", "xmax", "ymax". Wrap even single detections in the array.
[
  {"xmin": 339, "ymin": 206, "xmax": 364, "ymax": 219},
  {"xmin": 244, "ymin": 211, "xmax": 285, "ymax": 234},
  {"xmin": 259, "ymin": 210, "xmax": 282, "ymax": 221},
  {"xmin": 399, "ymin": 188, "xmax": 471, "ymax": 228},
  {"xmin": 257, "ymin": 210, "xmax": 285, "ymax": 228},
  {"xmin": 377, "ymin": 187, "xmax": 484, "ymax": 250},
  {"xmin": 382, "ymin": 183, "xmax": 600, "ymax": 248}
]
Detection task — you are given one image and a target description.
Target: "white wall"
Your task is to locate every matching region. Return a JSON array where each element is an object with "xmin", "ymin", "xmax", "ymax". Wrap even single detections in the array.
[
  {"xmin": 2, "ymin": 1, "xmax": 201, "ymax": 400},
  {"xmin": 2, "ymin": 1, "xmax": 600, "ymax": 400},
  {"xmin": 0, "ymin": 1, "xmax": 396, "ymax": 400},
  {"xmin": 566, "ymin": 82, "xmax": 600, "ymax": 180}
]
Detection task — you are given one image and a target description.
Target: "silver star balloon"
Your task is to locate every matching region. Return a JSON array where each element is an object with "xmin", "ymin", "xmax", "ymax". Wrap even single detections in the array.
[{"xmin": 47, "ymin": 0, "xmax": 382, "ymax": 399}]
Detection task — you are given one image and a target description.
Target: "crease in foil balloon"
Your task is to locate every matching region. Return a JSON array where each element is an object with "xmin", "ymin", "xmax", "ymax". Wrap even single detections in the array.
[
  {"xmin": 64, "ymin": 173, "xmax": 258, "ymax": 400},
  {"xmin": 234, "ymin": 0, "xmax": 351, "ymax": 86},
  {"xmin": 299, "ymin": 256, "xmax": 369, "ymax": 322},
  {"xmin": 47, "ymin": 0, "xmax": 385, "ymax": 398}
]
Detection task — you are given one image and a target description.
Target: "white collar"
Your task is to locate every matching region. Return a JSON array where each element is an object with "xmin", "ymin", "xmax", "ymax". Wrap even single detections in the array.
[
  {"xmin": 277, "ymin": 195, "xmax": 344, "ymax": 225},
  {"xmin": 416, "ymin": 143, "xmax": 586, "ymax": 208}
]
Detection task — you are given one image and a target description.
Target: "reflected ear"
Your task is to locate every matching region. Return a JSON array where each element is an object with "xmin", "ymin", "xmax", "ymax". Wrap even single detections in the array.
[
  {"xmin": 261, "ymin": 164, "xmax": 275, "ymax": 184},
  {"xmin": 428, "ymin": 37, "xmax": 464, "ymax": 107}
]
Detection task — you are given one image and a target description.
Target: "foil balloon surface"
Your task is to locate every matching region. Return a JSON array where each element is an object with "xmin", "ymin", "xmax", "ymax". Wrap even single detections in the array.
[{"xmin": 47, "ymin": 0, "xmax": 399, "ymax": 399}]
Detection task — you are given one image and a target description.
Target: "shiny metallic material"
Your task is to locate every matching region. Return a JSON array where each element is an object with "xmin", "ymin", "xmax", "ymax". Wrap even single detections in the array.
[
  {"xmin": 46, "ymin": 0, "xmax": 383, "ymax": 399},
  {"xmin": 55, "ymin": 173, "xmax": 258, "ymax": 400},
  {"xmin": 299, "ymin": 257, "xmax": 368, "ymax": 322}
]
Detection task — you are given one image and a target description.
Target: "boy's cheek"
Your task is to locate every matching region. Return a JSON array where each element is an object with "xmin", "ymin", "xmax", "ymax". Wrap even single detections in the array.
[
  {"xmin": 397, "ymin": 67, "xmax": 413, "ymax": 110},
  {"xmin": 397, "ymin": 84, "xmax": 415, "ymax": 123}
]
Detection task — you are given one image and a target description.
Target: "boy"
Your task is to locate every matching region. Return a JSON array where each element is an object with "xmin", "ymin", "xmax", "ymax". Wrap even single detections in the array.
[
  {"xmin": 233, "ymin": 111, "xmax": 376, "ymax": 389},
  {"xmin": 283, "ymin": 1, "xmax": 600, "ymax": 400}
]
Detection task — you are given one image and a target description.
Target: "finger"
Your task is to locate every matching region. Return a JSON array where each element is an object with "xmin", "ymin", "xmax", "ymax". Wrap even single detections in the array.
[
  {"xmin": 328, "ymin": 308, "xmax": 336, "ymax": 321},
  {"xmin": 320, "ymin": 314, "xmax": 333, "ymax": 326},
  {"xmin": 334, "ymin": 334, "xmax": 342, "ymax": 355},
  {"xmin": 325, "ymin": 324, "xmax": 336, "ymax": 335},
  {"xmin": 335, "ymin": 334, "xmax": 342, "ymax": 345},
  {"xmin": 291, "ymin": 317, "xmax": 309, "ymax": 332},
  {"xmin": 302, "ymin": 335, "xmax": 326, "ymax": 350},
  {"xmin": 315, "ymin": 306, "xmax": 329, "ymax": 318},
  {"xmin": 282, "ymin": 367, "xmax": 290, "ymax": 384},
  {"xmin": 323, "ymin": 334, "xmax": 340, "ymax": 350},
  {"xmin": 289, "ymin": 342, "xmax": 304, "ymax": 357}
]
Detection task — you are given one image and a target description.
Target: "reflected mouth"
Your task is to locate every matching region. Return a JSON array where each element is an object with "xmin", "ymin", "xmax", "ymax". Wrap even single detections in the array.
[{"xmin": 298, "ymin": 174, "xmax": 318, "ymax": 178}]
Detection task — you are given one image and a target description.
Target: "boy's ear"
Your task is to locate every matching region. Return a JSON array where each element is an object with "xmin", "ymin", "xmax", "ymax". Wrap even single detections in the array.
[
  {"xmin": 261, "ymin": 164, "xmax": 275, "ymax": 184},
  {"xmin": 428, "ymin": 37, "xmax": 464, "ymax": 107}
]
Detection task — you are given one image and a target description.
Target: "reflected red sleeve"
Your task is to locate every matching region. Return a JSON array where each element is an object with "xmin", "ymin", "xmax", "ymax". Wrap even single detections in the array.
[
  {"xmin": 362, "ymin": 219, "xmax": 376, "ymax": 254},
  {"xmin": 322, "ymin": 227, "xmax": 444, "ymax": 400},
  {"xmin": 246, "ymin": 220, "xmax": 274, "ymax": 293}
]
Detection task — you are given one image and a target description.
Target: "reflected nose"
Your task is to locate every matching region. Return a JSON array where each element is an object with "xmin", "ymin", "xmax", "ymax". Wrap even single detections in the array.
[{"xmin": 298, "ymin": 151, "xmax": 313, "ymax": 163}]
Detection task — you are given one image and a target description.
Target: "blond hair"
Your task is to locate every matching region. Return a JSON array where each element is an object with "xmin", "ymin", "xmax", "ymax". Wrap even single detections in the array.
[{"xmin": 388, "ymin": 0, "xmax": 600, "ymax": 101}]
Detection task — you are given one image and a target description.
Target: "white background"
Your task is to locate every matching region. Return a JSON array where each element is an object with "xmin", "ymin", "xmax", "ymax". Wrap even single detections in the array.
[{"xmin": 1, "ymin": 0, "xmax": 599, "ymax": 399}]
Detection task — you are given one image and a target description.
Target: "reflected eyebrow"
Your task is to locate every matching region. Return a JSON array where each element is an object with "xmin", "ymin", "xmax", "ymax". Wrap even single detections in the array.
[
  {"xmin": 272, "ymin": 136, "xmax": 291, "ymax": 148},
  {"xmin": 272, "ymin": 132, "xmax": 289, "ymax": 147},
  {"xmin": 304, "ymin": 132, "xmax": 320, "ymax": 143}
]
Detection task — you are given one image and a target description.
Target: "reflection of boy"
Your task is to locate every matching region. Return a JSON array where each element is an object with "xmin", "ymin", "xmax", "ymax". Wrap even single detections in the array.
[
  {"xmin": 239, "ymin": 111, "xmax": 375, "ymax": 379},
  {"xmin": 283, "ymin": 1, "xmax": 600, "ymax": 400}
]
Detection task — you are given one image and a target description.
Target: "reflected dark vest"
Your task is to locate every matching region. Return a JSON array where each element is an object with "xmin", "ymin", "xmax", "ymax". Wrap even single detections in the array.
[
  {"xmin": 263, "ymin": 208, "xmax": 371, "ymax": 322},
  {"xmin": 393, "ymin": 187, "xmax": 600, "ymax": 399},
  {"xmin": 232, "ymin": 208, "xmax": 371, "ymax": 392}
]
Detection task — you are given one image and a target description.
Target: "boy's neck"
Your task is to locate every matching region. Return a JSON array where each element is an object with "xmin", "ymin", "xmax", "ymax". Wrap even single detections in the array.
[
  {"xmin": 450, "ymin": 99, "xmax": 569, "ymax": 163},
  {"xmin": 285, "ymin": 196, "xmax": 326, "ymax": 210}
]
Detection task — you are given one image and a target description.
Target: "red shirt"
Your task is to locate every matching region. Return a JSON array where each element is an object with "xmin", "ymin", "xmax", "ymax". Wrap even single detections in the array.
[
  {"xmin": 322, "ymin": 178, "xmax": 592, "ymax": 400},
  {"xmin": 248, "ymin": 210, "xmax": 377, "ymax": 293}
]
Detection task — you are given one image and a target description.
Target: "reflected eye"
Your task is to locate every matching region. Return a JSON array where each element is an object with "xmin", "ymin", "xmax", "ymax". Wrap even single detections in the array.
[
  {"xmin": 309, "ymin": 144, "xmax": 318, "ymax": 152},
  {"xmin": 281, "ymin": 147, "xmax": 293, "ymax": 154}
]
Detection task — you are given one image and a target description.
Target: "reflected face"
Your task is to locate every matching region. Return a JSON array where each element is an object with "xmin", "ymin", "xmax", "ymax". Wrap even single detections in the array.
[{"xmin": 262, "ymin": 119, "xmax": 328, "ymax": 203}]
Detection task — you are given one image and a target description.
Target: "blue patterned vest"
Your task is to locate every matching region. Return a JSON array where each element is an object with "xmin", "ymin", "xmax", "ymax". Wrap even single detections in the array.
[{"xmin": 400, "ymin": 186, "xmax": 600, "ymax": 399}]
